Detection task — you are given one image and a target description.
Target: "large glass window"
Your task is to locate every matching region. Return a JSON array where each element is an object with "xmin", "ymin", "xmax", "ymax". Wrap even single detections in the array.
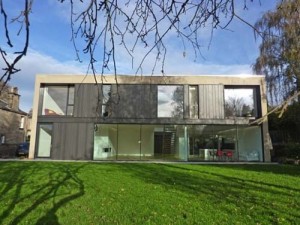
[
  {"xmin": 224, "ymin": 87, "xmax": 257, "ymax": 118},
  {"xmin": 237, "ymin": 126, "xmax": 263, "ymax": 161},
  {"xmin": 157, "ymin": 85, "xmax": 183, "ymax": 118},
  {"xmin": 37, "ymin": 124, "xmax": 53, "ymax": 157},
  {"xmin": 93, "ymin": 124, "xmax": 188, "ymax": 161},
  {"xmin": 187, "ymin": 124, "xmax": 263, "ymax": 162},
  {"xmin": 93, "ymin": 124, "xmax": 117, "ymax": 160},
  {"xmin": 189, "ymin": 86, "xmax": 199, "ymax": 119},
  {"xmin": 41, "ymin": 86, "xmax": 74, "ymax": 116},
  {"xmin": 188, "ymin": 125, "xmax": 237, "ymax": 161}
]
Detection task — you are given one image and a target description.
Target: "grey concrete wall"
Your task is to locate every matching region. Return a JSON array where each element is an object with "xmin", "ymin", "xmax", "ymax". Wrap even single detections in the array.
[{"xmin": 0, "ymin": 109, "xmax": 27, "ymax": 144}]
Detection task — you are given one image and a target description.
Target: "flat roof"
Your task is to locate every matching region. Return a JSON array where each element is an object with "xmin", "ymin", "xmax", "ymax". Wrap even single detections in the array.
[{"xmin": 35, "ymin": 74, "xmax": 265, "ymax": 85}]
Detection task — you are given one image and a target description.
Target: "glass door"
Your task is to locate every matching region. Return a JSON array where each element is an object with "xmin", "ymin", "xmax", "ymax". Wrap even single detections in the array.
[{"xmin": 37, "ymin": 124, "xmax": 53, "ymax": 157}]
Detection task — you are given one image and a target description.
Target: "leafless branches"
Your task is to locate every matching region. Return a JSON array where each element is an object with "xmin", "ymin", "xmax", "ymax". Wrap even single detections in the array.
[
  {"xmin": 0, "ymin": 0, "xmax": 33, "ymax": 88},
  {"xmin": 66, "ymin": 0, "xmax": 254, "ymax": 80},
  {"xmin": 1, "ymin": 0, "xmax": 258, "ymax": 85}
]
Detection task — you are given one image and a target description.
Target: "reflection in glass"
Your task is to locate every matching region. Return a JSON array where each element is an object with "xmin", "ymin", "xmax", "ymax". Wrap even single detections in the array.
[
  {"xmin": 237, "ymin": 126, "xmax": 262, "ymax": 161},
  {"xmin": 189, "ymin": 86, "xmax": 198, "ymax": 119},
  {"xmin": 102, "ymin": 85, "xmax": 112, "ymax": 117},
  {"xmin": 157, "ymin": 86, "xmax": 183, "ymax": 118},
  {"xmin": 224, "ymin": 88, "xmax": 256, "ymax": 117},
  {"xmin": 42, "ymin": 86, "xmax": 74, "ymax": 116},
  {"xmin": 188, "ymin": 125, "xmax": 237, "ymax": 161},
  {"xmin": 37, "ymin": 124, "xmax": 52, "ymax": 157}
]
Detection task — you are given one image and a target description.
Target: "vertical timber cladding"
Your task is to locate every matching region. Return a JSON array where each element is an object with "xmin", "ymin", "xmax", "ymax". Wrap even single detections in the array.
[
  {"xmin": 199, "ymin": 84, "xmax": 224, "ymax": 119},
  {"xmin": 52, "ymin": 122, "xmax": 94, "ymax": 160}
]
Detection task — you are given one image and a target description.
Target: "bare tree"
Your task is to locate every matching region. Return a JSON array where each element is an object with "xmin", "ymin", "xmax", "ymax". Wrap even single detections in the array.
[
  {"xmin": 0, "ymin": 0, "xmax": 33, "ymax": 87},
  {"xmin": 1, "ymin": 0, "xmax": 259, "ymax": 86}
]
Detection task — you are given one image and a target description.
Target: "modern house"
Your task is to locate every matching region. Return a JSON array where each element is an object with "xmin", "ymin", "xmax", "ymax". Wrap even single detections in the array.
[
  {"xmin": 29, "ymin": 74, "xmax": 272, "ymax": 162},
  {"xmin": 0, "ymin": 83, "xmax": 29, "ymax": 157}
]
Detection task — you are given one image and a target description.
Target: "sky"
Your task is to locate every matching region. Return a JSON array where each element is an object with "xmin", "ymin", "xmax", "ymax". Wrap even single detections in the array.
[{"xmin": 0, "ymin": 0, "xmax": 279, "ymax": 112}]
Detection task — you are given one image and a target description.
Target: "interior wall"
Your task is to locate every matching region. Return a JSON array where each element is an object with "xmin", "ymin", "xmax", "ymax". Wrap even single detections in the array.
[{"xmin": 117, "ymin": 125, "xmax": 140, "ymax": 156}]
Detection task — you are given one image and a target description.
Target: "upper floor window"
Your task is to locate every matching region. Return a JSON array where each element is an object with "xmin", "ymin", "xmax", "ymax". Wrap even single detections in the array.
[
  {"xmin": 189, "ymin": 85, "xmax": 198, "ymax": 119},
  {"xmin": 102, "ymin": 85, "xmax": 112, "ymax": 117},
  {"xmin": 157, "ymin": 85, "xmax": 183, "ymax": 118},
  {"xmin": 224, "ymin": 87, "xmax": 258, "ymax": 118},
  {"xmin": 41, "ymin": 85, "xmax": 74, "ymax": 116}
]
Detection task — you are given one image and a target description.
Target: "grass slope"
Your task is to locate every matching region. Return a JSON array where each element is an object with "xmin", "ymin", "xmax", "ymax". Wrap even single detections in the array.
[{"xmin": 0, "ymin": 162, "xmax": 299, "ymax": 224}]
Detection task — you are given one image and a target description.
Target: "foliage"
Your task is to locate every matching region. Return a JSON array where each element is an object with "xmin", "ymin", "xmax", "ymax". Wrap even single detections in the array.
[
  {"xmin": 0, "ymin": 162, "xmax": 300, "ymax": 224},
  {"xmin": 284, "ymin": 143, "xmax": 300, "ymax": 159},
  {"xmin": 268, "ymin": 102, "xmax": 300, "ymax": 142},
  {"xmin": 253, "ymin": 0, "xmax": 300, "ymax": 104}
]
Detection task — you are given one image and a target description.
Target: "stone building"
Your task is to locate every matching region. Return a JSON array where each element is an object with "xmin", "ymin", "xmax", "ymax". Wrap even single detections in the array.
[{"xmin": 0, "ymin": 83, "xmax": 29, "ymax": 157}]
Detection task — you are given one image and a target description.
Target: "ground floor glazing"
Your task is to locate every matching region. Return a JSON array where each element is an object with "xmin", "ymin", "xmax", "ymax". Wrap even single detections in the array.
[{"xmin": 93, "ymin": 124, "xmax": 263, "ymax": 161}]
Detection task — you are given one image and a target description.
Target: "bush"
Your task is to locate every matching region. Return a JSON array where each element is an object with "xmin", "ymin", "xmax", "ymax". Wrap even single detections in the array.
[{"xmin": 283, "ymin": 143, "xmax": 300, "ymax": 158}]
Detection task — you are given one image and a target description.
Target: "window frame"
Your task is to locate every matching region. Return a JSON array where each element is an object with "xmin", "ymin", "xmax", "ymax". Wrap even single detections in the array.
[
  {"xmin": 157, "ymin": 85, "xmax": 184, "ymax": 118},
  {"xmin": 188, "ymin": 85, "xmax": 199, "ymax": 119},
  {"xmin": 40, "ymin": 85, "xmax": 75, "ymax": 116},
  {"xmin": 224, "ymin": 85, "xmax": 260, "ymax": 118}
]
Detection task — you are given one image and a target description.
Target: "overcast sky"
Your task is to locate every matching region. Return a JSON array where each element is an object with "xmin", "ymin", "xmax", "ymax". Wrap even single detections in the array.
[{"xmin": 0, "ymin": 0, "xmax": 278, "ymax": 112}]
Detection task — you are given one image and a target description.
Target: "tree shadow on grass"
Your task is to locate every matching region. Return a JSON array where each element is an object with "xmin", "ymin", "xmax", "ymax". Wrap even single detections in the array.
[
  {"xmin": 113, "ymin": 163, "xmax": 300, "ymax": 224},
  {"xmin": 211, "ymin": 164, "xmax": 300, "ymax": 177},
  {"xmin": 0, "ymin": 162, "xmax": 86, "ymax": 225}
]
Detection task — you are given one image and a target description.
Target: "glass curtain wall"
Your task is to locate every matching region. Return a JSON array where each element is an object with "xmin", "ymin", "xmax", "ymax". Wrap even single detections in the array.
[
  {"xmin": 187, "ymin": 125, "xmax": 263, "ymax": 161},
  {"xmin": 93, "ymin": 124, "xmax": 263, "ymax": 162},
  {"xmin": 117, "ymin": 125, "xmax": 141, "ymax": 160},
  {"xmin": 94, "ymin": 124, "xmax": 187, "ymax": 161},
  {"xmin": 93, "ymin": 124, "xmax": 117, "ymax": 160},
  {"xmin": 237, "ymin": 126, "xmax": 263, "ymax": 161}
]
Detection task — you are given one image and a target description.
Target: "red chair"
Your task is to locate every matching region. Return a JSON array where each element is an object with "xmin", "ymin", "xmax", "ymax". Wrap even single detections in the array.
[
  {"xmin": 225, "ymin": 150, "xmax": 233, "ymax": 161},
  {"xmin": 216, "ymin": 150, "xmax": 224, "ymax": 160}
]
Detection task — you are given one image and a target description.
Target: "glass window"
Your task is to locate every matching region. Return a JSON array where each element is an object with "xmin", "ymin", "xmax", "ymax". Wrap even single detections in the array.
[
  {"xmin": 102, "ymin": 85, "xmax": 112, "ymax": 117},
  {"xmin": 93, "ymin": 124, "xmax": 117, "ymax": 160},
  {"xmin": 41, "ymin": 86, "xmax": 74, "ymax": 116},
  {"xmin": 157, "ymin": 85, "xmax": 183, "ymax": 118},
  {"xmin": 189, "ymin": 86, "xmax": 198, "ymax": 119},
  {"xmin": 224, "ymin": 87, "xmax": 257, "ymax": 117},
  {"xmin": 187, "ymin": 125, "xmax": 237, "ymax": 161},
  {"xmin": 237, "ymin": 126, "xmax": 263, "ymax": 161},
  {"xmin": 37, "ymin": 124, "xmax": 53, "ymax": 157}
]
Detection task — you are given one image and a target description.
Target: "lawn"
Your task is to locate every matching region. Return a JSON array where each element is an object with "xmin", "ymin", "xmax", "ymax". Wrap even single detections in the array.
[{"xmin": 0, "ymin": 162, "xmax": 299, "ymax": 225}]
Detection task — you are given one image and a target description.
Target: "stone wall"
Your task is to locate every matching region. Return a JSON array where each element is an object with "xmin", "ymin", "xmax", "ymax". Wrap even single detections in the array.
[{"xmin": 0, "ymin": 109, "xmax": 27, "ymax": 144}]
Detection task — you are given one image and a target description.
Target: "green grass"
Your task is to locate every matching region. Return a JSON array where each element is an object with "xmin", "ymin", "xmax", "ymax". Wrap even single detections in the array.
[{"xmin": 0, "ymin": 162, "xmax": 299, "ymax": 225}]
